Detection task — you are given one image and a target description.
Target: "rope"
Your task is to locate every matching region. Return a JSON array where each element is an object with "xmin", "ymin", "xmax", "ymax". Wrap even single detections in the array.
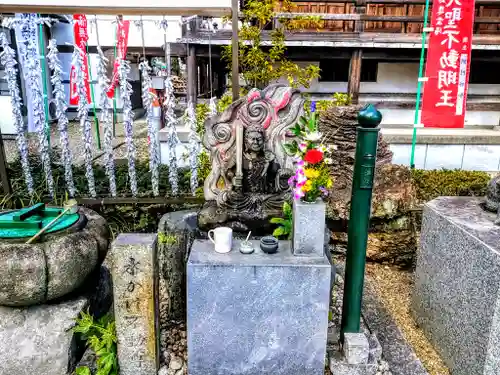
[
  {"xmin": 410, "ymin": 0, "xmax": 431, "ymax": 169},
  {"xmin": 86, "ymin": 23, "xmax": 102, "ymax": 150}
]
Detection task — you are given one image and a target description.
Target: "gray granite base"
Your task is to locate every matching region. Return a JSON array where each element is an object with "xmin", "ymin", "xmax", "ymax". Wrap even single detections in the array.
[
  {"xmin": 413, "ymin": 197, "xmax": 500, "ymax": 375},
  {"xmin": 187, "ymin": 239, "xmax": 332, "ymax": 375},
  {"xmin": 0, "ymin": 266, "xmax": 112, "ymax": 375}
]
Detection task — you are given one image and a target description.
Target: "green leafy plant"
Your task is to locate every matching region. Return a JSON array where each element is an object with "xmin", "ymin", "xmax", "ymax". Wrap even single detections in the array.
[
  {"xmin": 158, "ymin": 231, "xmax": 177, "ymax": 246},
  {"xmin": 270, "ymin": 201, "xmax": 293, "ymax": 239},
  {"xmin": 72, "ymin": 311, "xmax": 118, "ymax": 375},
  {"xmin": 222, "ymin": 0, "xmax": 320, "ymax": 89},
  {"xmin": 303, "ymin": 93, "xmax": 352, "ymax": 116}
]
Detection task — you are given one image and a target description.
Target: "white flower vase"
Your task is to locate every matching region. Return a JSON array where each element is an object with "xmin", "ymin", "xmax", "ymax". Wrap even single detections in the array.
[{"xmin": 292, "ymin": 198, "xmax": 326, "ymax": 256}]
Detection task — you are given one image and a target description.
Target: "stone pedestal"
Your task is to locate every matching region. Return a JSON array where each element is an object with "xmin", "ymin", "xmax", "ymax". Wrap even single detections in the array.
[
  {"xmin": 292, "ymin": 199, "xmax": 326, "ymax": 256},
  {"xmin": 109, "ymin": 234, "xmax": 159, "ymax": 375},
  {"xmin": 413, "ymin": 197, "xmax": 500, "ymax": 375},
  {"xmin": 0, "ymin": 266, "xmax": 112, "ymax": 375},
  {"xmin": 187, "ymin": 239, "xmax": 332, "ymax": 375}
]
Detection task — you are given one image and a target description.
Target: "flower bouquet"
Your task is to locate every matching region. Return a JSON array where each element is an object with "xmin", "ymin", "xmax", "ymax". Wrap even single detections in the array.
[{"xmin": 284, "ymin": 102, "xmax": 335, "ymax": 202}]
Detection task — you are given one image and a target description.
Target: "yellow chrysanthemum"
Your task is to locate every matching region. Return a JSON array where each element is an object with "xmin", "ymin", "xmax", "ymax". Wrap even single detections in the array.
[
  {"xmin": 302, "ymin": 180, "xmax": 313, "ymax": 192},
  {"xmin": 304, "ymin": 169, "xmax": 320, "ymax": 179},
  {"xmin": 326, "ymin": 179, "xmax": 333, "ymax": 188}
]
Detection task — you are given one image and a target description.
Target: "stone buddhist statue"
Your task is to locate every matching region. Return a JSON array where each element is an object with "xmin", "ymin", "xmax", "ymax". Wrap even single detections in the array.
[{"xmin": 198, "ymin": 84, "xmax": 304, "ymax": 232}]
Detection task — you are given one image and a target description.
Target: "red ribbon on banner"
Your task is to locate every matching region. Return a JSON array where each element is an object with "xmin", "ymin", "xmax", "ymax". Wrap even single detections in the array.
[
  {"xmin": 69, "ymin": 14, "xmax": 92, "ymax": 106},
  {"xmin": 106, "ymin": 20, "xmax": 131, "ymax": 99},
  {"xmin": 421, "ymin": 0, "xmax": 476, "ymax": 128}
]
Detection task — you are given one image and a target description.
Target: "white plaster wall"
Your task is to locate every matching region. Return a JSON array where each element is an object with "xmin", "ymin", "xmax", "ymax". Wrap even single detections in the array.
[{"xmin": 390, "ymin": 143, "xmax": 500, "ymax": 171}]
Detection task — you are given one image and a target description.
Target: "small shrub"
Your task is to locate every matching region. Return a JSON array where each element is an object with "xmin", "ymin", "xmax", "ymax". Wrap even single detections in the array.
[
  {"xmin": 73, "ymin": 311, "xmax": 118, "ymax": 375},
  {"xmin": 270, "ymin": 201, "xmax": 293, "ymax": 239},
  {"xmin": 411, "ymin": 169, "xmax": 490, "ymax": 202}
]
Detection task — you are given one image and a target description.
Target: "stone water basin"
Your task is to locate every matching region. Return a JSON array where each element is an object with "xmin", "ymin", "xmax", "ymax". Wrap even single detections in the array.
[{"xmin": 0, "ymin": 205, "xmax": 109, "ymax": 307}]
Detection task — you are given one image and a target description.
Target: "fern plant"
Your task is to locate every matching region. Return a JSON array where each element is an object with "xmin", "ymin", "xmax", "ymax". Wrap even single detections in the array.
[
  {"xmin": 270, "ymin": 201, "xmax": 293, "ymax": 239},
  {"xmin": 72, "ymin": 311, "xmax": 118, "ymax": 375}
]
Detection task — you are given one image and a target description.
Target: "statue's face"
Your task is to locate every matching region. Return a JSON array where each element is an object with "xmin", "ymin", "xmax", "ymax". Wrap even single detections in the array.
[{"xmin": 245, "ymin": 130, "xmax": 264, "ymax": 153}]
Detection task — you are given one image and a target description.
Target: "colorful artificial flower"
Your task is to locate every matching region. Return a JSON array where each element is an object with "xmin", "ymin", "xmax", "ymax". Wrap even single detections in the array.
[
  {"xmin": 304, "ymin": 149, "xmax": 323, "ymax": 164},
  {"xmin": 283, "ymin": 104, "xmax": 336, "ymax": 202},
  {"xmin": 304, "ymin": 131, "xmax": 322, "ymax": 142},
  {"xmin": 304, "ymin": 168, "xmax": 320, "ymax": 179}
]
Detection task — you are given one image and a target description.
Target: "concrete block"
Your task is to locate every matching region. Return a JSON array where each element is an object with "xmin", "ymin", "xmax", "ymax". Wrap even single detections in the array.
[
  {"xmin": 187, "ymin": 239, "xmax": 331, "ymax": 375},
  {"xmin": 109, "ymin": 234, "xmax": 159, "ymax": 375},
  {"xmin": 329, "ymin": 351, "xmax": 377, "ymax": 375},
  {"xmin": 413, "ymin": 197, "xmax": 500, "ymax": 375},
  {"xmin": 343, "ymin": 333, "xmax": 370, "ymax": 365},
  {"xmin": 292, "ymin": 199, "xmax": 326, "ymax": 256}
]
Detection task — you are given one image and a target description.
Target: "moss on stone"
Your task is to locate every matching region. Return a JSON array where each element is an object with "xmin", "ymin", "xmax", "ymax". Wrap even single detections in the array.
[{"xmin": 411, "ymin": 169, "xmax": 490, "ymax": 203}]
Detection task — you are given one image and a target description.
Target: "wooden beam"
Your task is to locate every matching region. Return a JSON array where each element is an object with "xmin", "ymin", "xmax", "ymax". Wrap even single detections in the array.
[
  {"xmin": 290, "ymin": 0, "xmax": 500, "ymax": 4},
  {"xmin": 275, "ymin": 12, "xmax": 499, "ymax": 24},
  {"xmin": 187, "ymin": 44, "xmax": 197, "ymax": 104},
  {"xmin": 348, "ymin": 50, "xmax": 363, "ymax": 104},
  {"xmin": 0, "ymin": 0, "xmax": 231, "ymax": 16}
]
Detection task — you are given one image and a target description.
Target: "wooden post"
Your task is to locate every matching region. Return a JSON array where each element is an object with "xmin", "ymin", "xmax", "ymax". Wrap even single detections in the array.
[
  {"xmin": 187, "ymin": 44, "xmax": 197, "ymax": 104},
  {"xmin": 348, "ymin": 49, "xmax": 363, "ymax": 105},
  {"xmin": 231, "ymin": 0, "xmax": 239, "ymax": 101},
  {"xmin": 0, "ymin": 131, "xmax": 12, "ymax": 196},
  {"xmin": 348, "ymin": 0, "xmax": 366, "ymax": 105}
]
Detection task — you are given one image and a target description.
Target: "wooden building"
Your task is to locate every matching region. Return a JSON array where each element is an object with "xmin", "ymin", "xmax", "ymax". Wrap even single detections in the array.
[{"xmin": 177, "ymin": 0, "xmax": 500, "ymax": 128}]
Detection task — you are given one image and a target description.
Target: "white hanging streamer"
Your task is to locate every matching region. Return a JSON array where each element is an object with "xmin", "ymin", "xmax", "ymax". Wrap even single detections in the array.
[
  {"xmin": 19, "ymin": 14, "xmax": 55, "ymax": 197},
  {"xmin": 186, "ymin": 100, "xmax": 201, "ymax": 195},
  {"xmin": 139, "ymin": 61, "xmax": 160, "ymax": 197},
  {"xmin": 209, "ymin": 96, "xmax": 217, "ymax": 117},
  {"xmin": 96, "ymin": 46, "xmax": 117, "ymax": 197},
  {"xmin": 0, "ymin": 32, "xmax": 34, "ymax": 194},
  {"xmin": 47, "ymin": 39, "xmax": 76, "ymax": 197},
  {"xmin": 71, "ymin": 44, "xmax": 96, "ymax": 197},
  {"xmin": 118, "ymin": 58, "xmax": 138, "ymax": 196},
  {"xmin": 163, "ymin": 76, "xmax": 180, "ymax": 195}
]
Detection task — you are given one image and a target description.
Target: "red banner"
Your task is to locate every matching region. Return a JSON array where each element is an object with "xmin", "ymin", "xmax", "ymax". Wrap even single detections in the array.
[
  {"xmin": 421, "ymin": 0, "xmax": 475, "ymax": 128},
  {"xmin": 69, "ymin": 14, "xmax": 92, "ymax": 106},
  {"xmin": 106, "ymin": 20, "xmax": 131, "ymax": 99}
]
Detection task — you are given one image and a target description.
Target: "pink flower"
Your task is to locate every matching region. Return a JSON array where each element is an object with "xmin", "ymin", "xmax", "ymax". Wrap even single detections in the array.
[
  {"xmin": 294, "ymin": 188, "xmax": 305, "ymax": 200},
  {"xmin": 299, "ymin": 143, "xmax": 307, "ymax": 152}
]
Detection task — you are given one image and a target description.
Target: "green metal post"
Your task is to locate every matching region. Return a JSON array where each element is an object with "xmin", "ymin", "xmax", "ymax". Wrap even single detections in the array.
[
  {"xmin": 341, "ymin": 104, "xmax": 382, "ymax": 340},
  {"xmin": 38, "ymin": 20, "xmax": 51, "ymax": 148}
]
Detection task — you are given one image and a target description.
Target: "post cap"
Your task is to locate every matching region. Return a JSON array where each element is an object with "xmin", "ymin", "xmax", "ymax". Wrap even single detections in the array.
[{"xmin": 357, "ymin": 104, "xmax": 382, "ymax": 128}]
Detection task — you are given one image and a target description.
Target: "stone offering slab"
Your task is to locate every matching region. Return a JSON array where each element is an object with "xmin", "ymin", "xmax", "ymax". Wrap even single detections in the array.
[
  {"xmin": 413, "ymin": 197, "xmax": 500, "ymax": 375},
  {"xmin": 187, "ymin": 239, "xmax": 332, "ymax": 375}
]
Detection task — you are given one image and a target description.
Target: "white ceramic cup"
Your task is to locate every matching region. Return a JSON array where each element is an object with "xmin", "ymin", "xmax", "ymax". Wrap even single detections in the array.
[{"xmin": 208, "ymin": 227, "xmax": 233, "ymax": 253}]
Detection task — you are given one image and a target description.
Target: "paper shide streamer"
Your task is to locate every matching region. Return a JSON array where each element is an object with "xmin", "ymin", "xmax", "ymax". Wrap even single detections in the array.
[
  {"xmin": 19, "ymin": 14, "xmax": 55, "ymax": 197},
  {"xmin": 47, "ymin": 39, "xmax": 76, "ymax": 197},
  {"xmin": 96, "ymin": 46, "xmax": 117, "ymax": 197},
  {"xmin": 163, "ymin": 75, "xmax": 180, "ymax": 195},
  {"xmin": 117, "ymin": 58, "xmax": 138, "ymax": 197},
  {"xmin": 209, "ymin": 96, "xmax": 217, "ymax": 117},
  {"xmin": 71, "ymin": 44, "xmax": 96, "ymax": 197},
  {"xmin": 0, "ymin": 32, "xmax": 34, "ymax": 194},
  {"xmin": 186, "ymin": 100, "xmax": 200, "ymax": 195},
  {"xmin": 139, "ymin": 60, "xmax": 160, "ymax": 196}
]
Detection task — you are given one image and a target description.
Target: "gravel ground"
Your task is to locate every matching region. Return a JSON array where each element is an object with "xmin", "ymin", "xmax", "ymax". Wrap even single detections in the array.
[
  {"xmin": 365, "ymin": 263, "xmax": 450, "ymax": 375},
  {"xmin": 3, "ymin": 118, "xmax": 150, "ymax": 165}
]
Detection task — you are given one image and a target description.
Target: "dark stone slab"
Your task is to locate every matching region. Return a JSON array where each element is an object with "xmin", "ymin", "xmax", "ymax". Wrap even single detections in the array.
[{"xmin": 413, "ymin": 196, "xmax": 500, "ymax": 375}]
